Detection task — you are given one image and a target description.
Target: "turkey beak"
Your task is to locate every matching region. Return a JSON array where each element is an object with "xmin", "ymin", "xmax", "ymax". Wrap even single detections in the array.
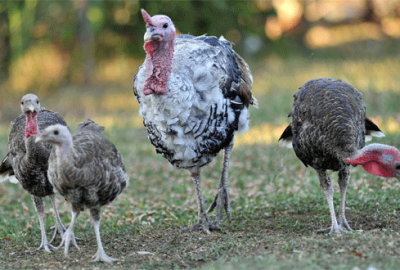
[
  {"xmin": 35, "ymin": 131, "xmax": 48, "ymax": 143},
  {"xmin": 28, "ymin": 105, "xmax": 36, "ymax": 113},
  {"xmin": 35, "ymin": 135, "xmax": 43, "ymax": 143},
  {"xmin": 144, "ymin": 31, "xmax": 161, "ymax": 42},
  {"xmin": 144, "ymin": 31, "xmax": 152, "ymax": 42}
]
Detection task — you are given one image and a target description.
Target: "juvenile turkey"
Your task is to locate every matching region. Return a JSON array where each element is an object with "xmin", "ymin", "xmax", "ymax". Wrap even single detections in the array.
[
  {"xmin": 133, "ymin": 10, "xmax": 257, "ymax": 234},
  {"xmin": 0, "ymin": 94, "xmax": 68, "ymax": 252},
  {"xmin": 279, "ymin": 78, "xmax": 400, "ymax": 233},
  {"xmin": 36, "ymin": 119, "xmax": 128, "ymax": 263}
]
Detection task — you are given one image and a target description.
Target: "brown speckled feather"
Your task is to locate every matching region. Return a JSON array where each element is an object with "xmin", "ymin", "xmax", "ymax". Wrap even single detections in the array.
[
  {"xmin": 285, "ymin": 78, "xmax": 382, "ymax": 171},
  {"xmin": 47, "ymin": 119, "xmax": 128, "ymax": 212},
  {"xmin": 233, "ymin": 51, "xmax": 257, "ymax": 108},
  {"xmin": 6, "ymin": 108, "xmax": 68, "ymax": 197}
]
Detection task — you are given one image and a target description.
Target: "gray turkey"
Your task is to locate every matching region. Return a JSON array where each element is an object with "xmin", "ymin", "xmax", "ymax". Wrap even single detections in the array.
[
  {"xmin": 133, "ymin": 9, "xmax": 257, "ymax": 234},
  {"xmin": 36, "ymin": 119, "xmax": 128, "ymax": 263},
  {"xmin": 0, "ymin": 93, "xmax": 68, "ymax": 252},
  {"xmin": 278, "ymin": 78, "xmax": 400, "ymax": 233}
]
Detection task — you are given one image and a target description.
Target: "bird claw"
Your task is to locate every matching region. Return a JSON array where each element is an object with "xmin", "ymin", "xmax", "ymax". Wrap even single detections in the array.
[
  {"xmin": 49, "ymin": 224, "xmax": 66, "ymax": 244},
  {"xmin": 338, "ymin": 218, "xmax": 353, "ymax": 231},
  {"xmin": 49, "ymin": 223, "xmax": 83, "ymax": 245},
  {"xmin": 317, "ymin": 225, "xmax": 352, "ymax": 234},
  {"xmin": 207, "ymin": 187, "xmax": 231, "ymax": 226},
  {"xmin": 92, "ymin": 251, "xmax": 118, "ymax": 264},
  {"xmin": 37, "ymin": 242, "xmax": 56, "ymax": 253},
  {"xmin": 56, "ymin": 229, "xmax": 80, "ymax": 257}
]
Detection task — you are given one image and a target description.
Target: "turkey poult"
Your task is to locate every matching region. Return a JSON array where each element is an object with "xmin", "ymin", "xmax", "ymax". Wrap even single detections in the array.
[
  {"xmin": 35, "ymin": 119, "xmax": 128, "ymax": 263},
  {"xmin": 279, "ymin": 78, "xmax": 400, "ymax": 234},
  {"xmin": 133, "ymin": 10, "xmax": 257, "ymax": 234},
  {"xmin": 0, "ymin": 94, "xmax": 68, "ymax": 252}
]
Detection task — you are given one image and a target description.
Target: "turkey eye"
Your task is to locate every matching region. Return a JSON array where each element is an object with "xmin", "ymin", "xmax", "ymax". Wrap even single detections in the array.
[
  {"xmin": 163, "ymin": 23, "xmax": 168, "ymax": 28},
  {"xmin": 36, "ymin": 100, "xmax": 39, "ymax": 104},
  {"xmin": 21, "ymin": 102, "xmax": 24, "ymax": 105},
  {"xmin": 54, "ymin": 130, "xmax": 59, "ymax": 135}
]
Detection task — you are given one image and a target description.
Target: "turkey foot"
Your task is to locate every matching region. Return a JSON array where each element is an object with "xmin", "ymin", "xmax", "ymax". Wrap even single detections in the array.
[
  {"xmin": 317, "ymin": 220, "xmax": 353, "ymax": 234},
  {"xmin": 49, "ymin": 223, "xmax": 82, "ymax": 244},
  {"xmin": 37, "ymin": 239, "xmax": 56, "ymax": 253},
  {"xmin": 207, "ymin": 187, "xmax": 231, "ymax": 226},
  {"xmin": 56, "ymin": 228, "xmax": 80, "ymax": 258},
  {"xmin": 49, "ymin": 223, "xmax": 66, "ymax": 244},
  {"xmin": 92, "ymin": 250, "xmax": 118, "ymax": 264},
  {"xmin": 317, "ymin": 226, "xmax": 351, "ymax": 234}
]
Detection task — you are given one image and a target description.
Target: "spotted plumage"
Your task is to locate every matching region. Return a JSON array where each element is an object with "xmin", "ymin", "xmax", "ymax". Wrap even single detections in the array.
[
  {"xmin": 0, "ymin": 94, "xmax": 69, "ymax": 252},
  {"xmin": 134, "ymin": 34, "xmax": 254, "ymax": 169},
  {"xmin": 279, "ymin": 78, "xmax": 400, "ymax": 234},
  {"xmin": 37, "ymin": 119, "xmax": 128, "ymax": 263},
  {"xmin": 6, "ymin": 109, "xmax": 67, "ymax": 195},
  {"xmin": 134, "ymin": 10, "xmax": 256, "ymax": 233}
]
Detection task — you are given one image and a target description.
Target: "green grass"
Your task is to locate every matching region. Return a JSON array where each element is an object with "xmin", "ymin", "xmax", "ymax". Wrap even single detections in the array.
[{"xmin": 1, "ymin": 50, "xmax": 400, "ymax": 269}]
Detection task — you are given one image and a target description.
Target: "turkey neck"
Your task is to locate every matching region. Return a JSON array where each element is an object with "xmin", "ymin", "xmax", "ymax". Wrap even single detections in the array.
[
  {"xmin": 54, "ymin": 136, "xmax": 74, "ymax": 162},
  {"xmin": 24, "ymin": 111, "xmax": 39, "ymax": 156},
  {"xmin": 22, "ymin": 112, "xmax": 43, "ymax": 164},
  {"xmin": 143, "ymin": 37, "xmax": 175, "ymax": 95},
  {"xmin": 25, "ymin": 112, "xmax": 38, "ymax": 138}
]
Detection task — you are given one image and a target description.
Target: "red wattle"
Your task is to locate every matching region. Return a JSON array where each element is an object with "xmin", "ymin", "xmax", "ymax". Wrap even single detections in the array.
[
  {"xmin": 143, "ymin": 87, "xmax": 154, "ymax": 95},
  {"xmin": 144, "ymin": 42, "xmax": 156, "ymax": 58},
  {"xmin": 362, "ymin": 162, "xmax": 392, "ymax": 178},
  {"xmin": 25, "ymin": 112, "xmax": 39, "ymax": 138}
]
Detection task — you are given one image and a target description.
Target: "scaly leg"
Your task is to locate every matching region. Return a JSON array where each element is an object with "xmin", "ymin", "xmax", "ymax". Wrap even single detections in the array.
[
  {"xmin": 90, "ymin": 208, "xmax": 117, "ymax": 263},
  {"xmin": 338, "ymin": 167, "xmax": 352, "ymax": 231},
  {"xmin": 184, "ymin": 167, "xmax": 218, "ymax": 234},
  {"xmin": 49, "ymin": 194, "xmax": 66, "ymax": 243},
  {"xmin": 316, "ymin": 170, "xmax": 344, "ymax": 234},
  {"xmin": 32, "ymin": 195, "xmax": 54, "ymax": 253},
  {"xmin": 56, "ymin": 210, "xmax": 80, "ymax": 258},
  {"xmin": 207, "ymin": 142, "xmax": 233, "ymax": 227}
]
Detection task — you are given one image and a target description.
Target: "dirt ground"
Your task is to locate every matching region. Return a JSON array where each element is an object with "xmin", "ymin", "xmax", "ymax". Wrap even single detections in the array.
[{"xmin": 2, "ymin": 210, "xmax": 400, "ymax": 270}]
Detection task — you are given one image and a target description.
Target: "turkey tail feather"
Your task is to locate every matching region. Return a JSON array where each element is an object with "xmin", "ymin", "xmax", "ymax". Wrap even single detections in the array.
[
  {"xmin": 365, "ymin": 117, "xmax": 385, "ymax": 141},
  {"xmin": 278, "ymin": 124, "xmax": 293, "ymax": 148},
  {"xmin": 233, "ymin": 51, "xmax": 256, "ymax": 108}
]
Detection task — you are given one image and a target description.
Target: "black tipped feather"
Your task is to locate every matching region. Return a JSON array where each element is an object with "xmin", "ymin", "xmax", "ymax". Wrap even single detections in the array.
[
  {"xmin": 133, "ymin": 34, "xmax": 255, "ymax": 169},
  {"xmin": 365, "ymin": 117, "xmax": 382, "ymax": 135},
  {"xmin": 278, "ymin": 124, "xmax": 293, "ymax": 142},
  {"xmin": 281, "ymin": 77, "xmax": 383, "ymax": 171}
]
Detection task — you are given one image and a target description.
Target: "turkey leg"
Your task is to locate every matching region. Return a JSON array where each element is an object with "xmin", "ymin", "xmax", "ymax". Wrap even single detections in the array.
[
  {"xmin": 184, "ymin": 167, "xmax": 219, "ymax": 234},
  {"xmin": 207, "ymin": 142, "xmax": 233, "ymax": 227}
]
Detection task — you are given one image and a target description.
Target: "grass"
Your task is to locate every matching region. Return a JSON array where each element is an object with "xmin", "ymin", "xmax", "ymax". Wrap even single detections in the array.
[{"xmin": 1, "ymin": 47, "xmax": 400, "ymax": 269}]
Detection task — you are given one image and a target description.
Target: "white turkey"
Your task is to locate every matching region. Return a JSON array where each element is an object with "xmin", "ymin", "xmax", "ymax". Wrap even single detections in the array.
[
  {"xmin": 0, "ymin": 93, "xmax": 68, "ymax": 252},
  {"xmin": 35, "ymin": 119, "xmax": 128, "ymax": 263},
  {"xmin": 278, "ymin": 78, "xmax": 400, "ymax": 233},
  {"xmin": 133, "ymin": 9, "xmax": 257, "ymax": 234}
]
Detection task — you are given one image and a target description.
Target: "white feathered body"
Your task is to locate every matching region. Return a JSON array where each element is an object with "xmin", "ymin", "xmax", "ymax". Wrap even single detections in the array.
[{"xmin": 134, "ymin": 35, "xmax": 254, "ymax": 168}]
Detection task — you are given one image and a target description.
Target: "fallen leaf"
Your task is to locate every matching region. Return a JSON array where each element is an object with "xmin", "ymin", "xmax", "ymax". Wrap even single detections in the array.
[
  {"xmin": 136, "ymin": 251, "xmax": 154, "ymax": 256},
  {"xmin": 351, "ymin": 250, "xmax": 367, "ymax": 258}
]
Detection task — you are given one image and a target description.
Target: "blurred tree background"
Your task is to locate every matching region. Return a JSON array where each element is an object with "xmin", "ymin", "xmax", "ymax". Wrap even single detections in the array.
[{"xmin": 0, "ymin": 0, "xmax": 400, "ymax": 123}]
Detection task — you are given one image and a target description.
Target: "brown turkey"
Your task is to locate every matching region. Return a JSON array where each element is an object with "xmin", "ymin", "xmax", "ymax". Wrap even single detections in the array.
[
  {"xmin": 278, "ymin": 78, "xmax": 400, "ymax": 233},
  {"xmin": 133, "ymin": 10, "xmax": 257, "ymax": 234},
  {"xmin": 0, "ymin": 94, "xmax": 69, "ymax": 252},
  {"xmin": 36, "ymin": 119, "xmax": 128, "ymax": 263}
]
